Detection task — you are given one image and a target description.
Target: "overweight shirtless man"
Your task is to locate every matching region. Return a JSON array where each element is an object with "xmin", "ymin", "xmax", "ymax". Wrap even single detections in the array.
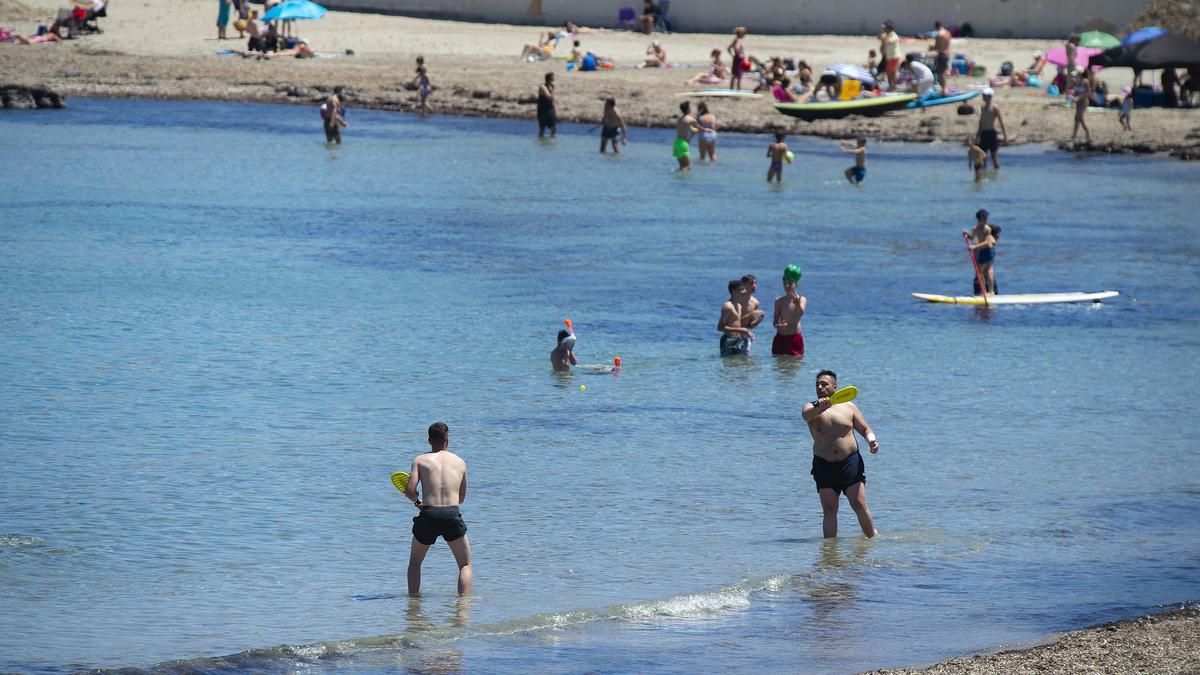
[
  {"xmin": 801, "ymin": 370, "xmax": 879, "ymax": 538},
  {"xmin": 404, "ymin": 422, "xmax": 473, "ymax": 595}
]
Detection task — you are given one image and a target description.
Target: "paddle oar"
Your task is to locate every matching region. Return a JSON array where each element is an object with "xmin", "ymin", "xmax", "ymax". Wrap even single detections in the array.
[{"xmin": 963, "ymin": 232, "xmax": 989, "ymax": 306}]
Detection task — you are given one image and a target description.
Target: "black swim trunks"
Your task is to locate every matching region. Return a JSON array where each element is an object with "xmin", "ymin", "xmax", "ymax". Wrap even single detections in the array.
[
  {"xmin": 935, "ymin": 51, "xmax": 950, "ymax": 74},
  {"xmin": 974, "ymin": 245, "xmax": 995, "ymax": 265},
  {"xmin": 601, "ymin": 125, "xmax": 620, "ymax": 139},
  {"xmin": 978, "ymin": 129, "xmax": 998, "ymax": 152},
  {"xmin": 412, "ymin": 505, "xmax": 468, "ymax": 545},
  {"xmin": 811, "ymin": 452, "xmax": 866, "ymax": 495}
]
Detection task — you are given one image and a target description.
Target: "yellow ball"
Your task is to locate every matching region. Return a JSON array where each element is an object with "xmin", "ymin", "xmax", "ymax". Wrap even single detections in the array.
[
  {"xmin": 580, "ymin": 385, "xmax": 586, "ymax": 391},
  {"xmin": 233, "ymin": 19, "xmax": 247, "ymax": 31}
]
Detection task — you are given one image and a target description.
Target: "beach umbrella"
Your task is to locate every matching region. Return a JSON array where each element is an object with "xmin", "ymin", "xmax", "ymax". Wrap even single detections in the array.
[
  {"xmin": 1092, "ymin": 33, "xmax": 1200, "ymax": 70},
  {"xmin": 1123, "ymin": 27, "xmax": 1168, "ymax": 45},
  {"xmin": 1078, "ymin": 30, "xmax": 1120, "ymax": 50},
  {"xmin": 70, "ymin": 0, "xmax": 95, "ymax": 8},
  {"xmin": 1045, "ymin": 45, "xmax": 1103, "ymax": 69},
  {"xmin": 827, "ymin": 63, "xmax": 876, "ymax": 87},
  {"xmin": 261, "ymin": 0, "xmax": 326, "ymax": 22}
]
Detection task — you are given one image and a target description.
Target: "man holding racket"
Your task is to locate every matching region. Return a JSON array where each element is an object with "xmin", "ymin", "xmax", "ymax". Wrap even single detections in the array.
[
  {"xmin": 405, "ymin": 422, "xmax": 473, "ymax": 596},
  {"xmin": 802, "ymin": 370, "xmax": 879, "ymax": 538}
]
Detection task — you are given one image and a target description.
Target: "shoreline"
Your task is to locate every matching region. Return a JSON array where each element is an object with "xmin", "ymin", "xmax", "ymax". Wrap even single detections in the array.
[
  {"xmin": 3, "ymin": 0, "xmax": 1199, "ymax": 159},
  {"xmin": 875, "ymin": 604, "xmax": 1200, "ymax": 674}
]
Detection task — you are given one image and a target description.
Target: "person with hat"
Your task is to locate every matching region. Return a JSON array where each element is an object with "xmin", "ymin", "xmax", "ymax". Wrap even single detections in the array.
[
  {"xmin": 878, "ymin": 20, "xmax": 900, "ymax": 90},
  {"xmin": 976, "ymin": 87, "xmax": 1007, "ymax": 169},
  {"xmin": 637, "ymin": 40, "xmax": 666, "ymax": 68},
  {"xmin": 772, "ymin": 265, "xmax": 806, "ymax": 357}
]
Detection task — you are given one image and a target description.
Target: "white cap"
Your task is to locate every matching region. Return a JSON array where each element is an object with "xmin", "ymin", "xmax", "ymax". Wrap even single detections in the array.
[
  {"xmin": 1033, "ymin": 50, "xmax": 1042, "ymax": 58},
  {"xmin": 982, "ymin": 87, "xmax": 994, "ymax": 96}
]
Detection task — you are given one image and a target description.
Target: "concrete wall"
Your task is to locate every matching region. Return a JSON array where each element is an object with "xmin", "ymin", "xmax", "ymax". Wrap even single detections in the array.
[{"xmin": 321, "ymin": 0, "xmax": 1147, "ymax": 39}]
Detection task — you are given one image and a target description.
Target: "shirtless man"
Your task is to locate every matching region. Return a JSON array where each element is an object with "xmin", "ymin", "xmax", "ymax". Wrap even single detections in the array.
[
  {"xmin": 771, "ymin": 264, "xmax": 805, "ymax": 357},
  {"xmin": 802, "ymin": 370, "xmax": 879, "ymax": 538},
  {"xmin": 966, "ymin": 135, "xmax": 987, "ymax": 183},
  {"xmin": 550, "ymin": 329, "xmax": 577, "ymax": 371},
  {"xmin": 964, "ymin": 209, "xmax": 998, "ymax": 295},
  {"xmin": 404, "ymin": 422, "xmax": 472, "ymax": 595},
  {"xmin": 321, "ymin": 86, "xmax": 347, "ymax": 145},
  {"xmin": 589, "ymin": 98, "xmax": 628, "ymax": 154},
  {"xmin": 674, "ymin": 101, "xmax": 710, "ymax": 172},
  {"xmin": 931, "ymin": 21, "xmax": 952, "ymax": 96},
  {"xmin": 717, "ymin": 279, "xmax": 754, "ymax": 356},
  {"xmin": 741, "ymin": 274, "xmax": 766, "ymax": 330},
  {"xmin": 976, "ymin": 88, "xmax": 1007, "ymax": 169}
]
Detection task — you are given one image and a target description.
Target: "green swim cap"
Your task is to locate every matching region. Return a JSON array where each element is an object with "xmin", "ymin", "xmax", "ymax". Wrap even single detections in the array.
[{"xmin": 783, "ymin": 264, "xmax": 803, "ymax": 283}]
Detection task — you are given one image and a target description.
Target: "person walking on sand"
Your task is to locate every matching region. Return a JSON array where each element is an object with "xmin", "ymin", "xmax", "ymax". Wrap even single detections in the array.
[
  {"xmin": 673, "ymin": 101, "xmax": 709, "ymax": 172},
  {"xmin": 697, "ymin": 102, "xmax": 718, "ymax": 161},
  {"xmin": 976, "ymin": 88, "xmax": 1007, "ymax": 169},
  {"xmin": 802, "ymin": 370, "xmax": 879, "ymax": 538},
  {"xmin": 771, "ymin": 264, "xmax": 806, "ymax": 357},
  {"xmin": 931, "ymin": 20, "xmax": 952, "ymax": 96},
  {"xmin": 537, "ymin": 72, "xmax": 557, "ymax": 138},
  {"xmin": 1119, "ymin": 87, "xmax": 1134, "ymax": 131},
  {"xmin": 766, "ymin": 133, "xmax": 788, "ymax": 182},
  {"xmin": 840, "ymin": 136, "xmax": 867, "ymax": 184},
  {"xmin": 728, "ymin": 26, "xmax": 748, "ymax": 91},
  {"xmin": 321, "ymin": 86, "xmax": 347, "ymax": 145},
  {"xmin": 717, "ymin": 278, "xmax": 754, "ymax": 356},
  {"xmin": 217, "ymin": 0, "xmax": 231, "ymax": 39},
  {"xmin": 404, "ymin": 422, "xmax": 472, "ymax": 596},
  {"xmin": 964, "ymin": 209, "xmax": 998, "ymax": 295},
  {"xmin": 966, "ymin": 136, "xmax": 987, "ymax": 182},
  {"xmin": 1070, "ymin": 69, "xmax": 1093, "ymax": 145},
  {"xmin": 589, "ymin": 98, "xmax": 628, "ymax": 153}
]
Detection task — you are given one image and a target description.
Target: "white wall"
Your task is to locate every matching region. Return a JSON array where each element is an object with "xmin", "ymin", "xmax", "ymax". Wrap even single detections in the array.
[{"xmin": 321, "ymin": 0, "xmax": 1146, "ymax": 38}]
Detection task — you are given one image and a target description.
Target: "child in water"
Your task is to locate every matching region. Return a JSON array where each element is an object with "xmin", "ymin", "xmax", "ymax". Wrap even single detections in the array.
[
  {"xmin": 840, "ymin": 136, "xmax": 867, "ymax": 184},
  {"xmin": 965, "ymin": 136, "xmax": 987, "ymax": 182},
  {"xmin": 766, "ymin": 133, "xmax": 788, "ymax": 182}
]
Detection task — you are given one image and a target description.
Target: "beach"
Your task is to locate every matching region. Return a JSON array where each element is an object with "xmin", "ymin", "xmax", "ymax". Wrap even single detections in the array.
[
  {"xmin": 2, "ymin": 3, "xmax": 1200, "ymax": 672},
  {"xmin": 2, "ymin": 0, "xmax": 1199, "ymax": 157}
]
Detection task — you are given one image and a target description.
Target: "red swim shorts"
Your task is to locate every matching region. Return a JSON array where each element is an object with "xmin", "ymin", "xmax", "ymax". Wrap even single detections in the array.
[
  {"xmin": 885, "ymin": 57, "xmax": 900, "ymax": 76},
  {"xmin": 772, "ymin": 332, "xmax": 805, "ymax": 356}
]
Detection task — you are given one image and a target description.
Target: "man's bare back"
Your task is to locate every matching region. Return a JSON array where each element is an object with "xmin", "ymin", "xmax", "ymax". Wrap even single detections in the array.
[{"xmin": 410, "ymin": 450, "xmax": 467, "ymax": 507}]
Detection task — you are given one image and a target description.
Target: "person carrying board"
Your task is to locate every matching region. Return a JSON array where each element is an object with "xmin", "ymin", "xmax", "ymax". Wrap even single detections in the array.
[
  {"xmin": 802, "ymin": 371, "xmax": 879, "ymax": 538},
  {"xmin": 404, "ymin": 422, "xmax": 472, "ymax": 596}
]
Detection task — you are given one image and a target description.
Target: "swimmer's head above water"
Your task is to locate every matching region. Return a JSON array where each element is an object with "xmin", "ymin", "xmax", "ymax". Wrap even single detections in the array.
[{"xmin": 557, "ymin": 330, "xmax": 576, "ymax": 350}]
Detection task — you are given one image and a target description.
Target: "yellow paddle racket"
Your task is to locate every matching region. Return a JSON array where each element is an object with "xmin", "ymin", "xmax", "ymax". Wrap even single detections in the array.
[
  {"xmin": 829, "ymin": 386, "xmax": 858, "ymax": 404},
  {"xmin": 391, "ymin": 471, "xmax": 410, "ymax": 494}
]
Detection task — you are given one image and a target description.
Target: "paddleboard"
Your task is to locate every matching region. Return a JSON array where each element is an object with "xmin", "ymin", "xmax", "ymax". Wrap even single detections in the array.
[
  {"xmin": 912, "ymin": 291, "xmax": 1119, "ymax": 305},
  {"xmin": 905, "ymin": 89, "xmax": 980, "ymax": 109},
  {"xmin": 677, "ymin": 89, "xmax": 761, "ymax": 98},
  {"xmin": 773, "ymin": 93, "xmax": 917, "ymax": 121}
]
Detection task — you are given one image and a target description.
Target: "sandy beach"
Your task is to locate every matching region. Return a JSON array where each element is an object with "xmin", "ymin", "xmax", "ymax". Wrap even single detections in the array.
[{"xmin": 2, "ymin": 0, "xmax": 1199, "ymax": 158}]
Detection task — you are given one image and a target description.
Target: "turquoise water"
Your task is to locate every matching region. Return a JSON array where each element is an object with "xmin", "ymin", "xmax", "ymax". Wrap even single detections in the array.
[{"xmin": 1, "ymin": 99, "xmax": 1198, "ymax": 673}]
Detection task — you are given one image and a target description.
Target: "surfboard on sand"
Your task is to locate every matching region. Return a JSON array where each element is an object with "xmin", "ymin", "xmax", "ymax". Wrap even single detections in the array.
[
  {"xmin": 912, "ymin": 291, "xmax": 1119, "ymax": 305},
  {"xmin": 676, "ymin": 89, "xmax": 761, "ymax": 98}
]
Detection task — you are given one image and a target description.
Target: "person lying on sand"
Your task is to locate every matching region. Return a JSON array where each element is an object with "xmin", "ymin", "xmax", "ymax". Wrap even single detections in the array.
[
  {"xmin": 242, "ymin": 40, "xmax": 313, "ymax": 59},
  {"xmin": 519, "ymin": 32, "xmax": 558, "ymax": 62},
  {"xmin": 12, "ymin": 32, "xmax": 63, "ymax": 44}
]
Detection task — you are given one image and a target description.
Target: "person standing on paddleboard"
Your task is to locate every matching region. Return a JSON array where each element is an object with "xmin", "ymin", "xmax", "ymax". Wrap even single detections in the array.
[
  {"xmin": 802, "ymin": 370, "xmax": 879, "ymax": 538},
  {"xmin": 964, "ymin": 209, "xmax": 1000, "ymax": 295},
  {"xmin": 405, "ymin": 422, "xmax": 472, "ymax": 596}
]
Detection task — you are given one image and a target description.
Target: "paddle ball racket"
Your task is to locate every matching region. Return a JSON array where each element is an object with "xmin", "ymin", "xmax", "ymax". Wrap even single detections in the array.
[
  {"xmin": 812, "ymin": 386, "xmax": 858, "ymax": 407},
  {"xmin": 391, "ymin": 471, "xmax": 410, "ymax": 494}
]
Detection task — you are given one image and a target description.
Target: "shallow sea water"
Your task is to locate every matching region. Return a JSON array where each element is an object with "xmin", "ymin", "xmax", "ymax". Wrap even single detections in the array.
[{"xmin": 1, "ymin": 99, "xmax": 1198, "ymax": 673}]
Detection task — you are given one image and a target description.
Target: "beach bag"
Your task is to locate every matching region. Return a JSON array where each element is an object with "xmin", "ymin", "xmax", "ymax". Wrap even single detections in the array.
[
  {"xmin": 581, "ymin": 53, "xmax": 596, "ymax": 71},
  {"xmin": 999, "ymin": 61, "xmax": 1013, "ymax": 76}
]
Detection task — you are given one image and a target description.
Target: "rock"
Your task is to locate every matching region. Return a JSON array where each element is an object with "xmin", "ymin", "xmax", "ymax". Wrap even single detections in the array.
[
  {"xmin": 472, "ymin": 90, "xmax": 490, "ymax": 99},
  {"xmin": 0, "ymin": 84, "xmax": 66, "ymax": 109}
]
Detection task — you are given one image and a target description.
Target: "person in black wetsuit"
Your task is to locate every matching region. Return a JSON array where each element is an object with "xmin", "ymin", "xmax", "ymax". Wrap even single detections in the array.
[{"xmin": 537, "ymin": 72, "xmax": 557, "ymax": 138}]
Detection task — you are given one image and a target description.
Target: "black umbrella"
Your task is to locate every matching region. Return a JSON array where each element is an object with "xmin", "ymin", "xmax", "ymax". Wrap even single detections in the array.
[{"xmin": 1092, "ymin": 33, "xmax": 1200, "ymax": 69}]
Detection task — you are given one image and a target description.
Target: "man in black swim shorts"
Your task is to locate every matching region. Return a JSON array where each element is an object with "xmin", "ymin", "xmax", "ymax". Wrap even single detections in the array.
[
  {"xmin": 404, "ymin": 422, "xmax": 473, "ymax": 595},
  {"xmin": 801, "ymin": 370, "xmax": 880, "ymax": 538}
]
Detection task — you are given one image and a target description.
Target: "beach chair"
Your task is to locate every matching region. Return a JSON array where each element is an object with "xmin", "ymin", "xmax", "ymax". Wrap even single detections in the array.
[
  {"xmin": 654, "ymin": 0, "xmax": 672, "ymax": 33},
  {"xmin": 616, "ymin": 5, "xmax": 636, "ymax": 29}
]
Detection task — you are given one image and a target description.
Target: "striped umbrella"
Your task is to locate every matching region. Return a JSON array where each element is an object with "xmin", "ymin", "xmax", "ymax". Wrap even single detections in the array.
[{"xmin": 71, "ymin": 0, "xmax": 95, "ymax": 9}]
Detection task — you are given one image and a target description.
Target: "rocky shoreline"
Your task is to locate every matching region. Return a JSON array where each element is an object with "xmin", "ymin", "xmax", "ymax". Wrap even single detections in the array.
[{"xmin": 0, "ymin": 83, "xmax": 65, "ymax": 108}]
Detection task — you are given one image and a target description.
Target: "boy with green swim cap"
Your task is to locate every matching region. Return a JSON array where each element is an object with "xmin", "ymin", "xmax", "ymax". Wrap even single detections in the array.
[{"xmin": 772, "ymin": 264, "xmax": 806, "ymax": 356}]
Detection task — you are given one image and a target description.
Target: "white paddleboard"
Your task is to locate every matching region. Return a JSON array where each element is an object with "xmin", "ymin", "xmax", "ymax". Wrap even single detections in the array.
[
  {"xmin": 912, "ymin": 291, "xmax": 1119, "ymax": 305},
  {"xmin": 676, "ymin": 89, "xmax": 761, "ymax": 98}
]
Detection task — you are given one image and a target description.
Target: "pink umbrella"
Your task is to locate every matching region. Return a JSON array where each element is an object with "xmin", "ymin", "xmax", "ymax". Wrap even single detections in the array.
[{"xmin": 1045, "ymin": 45, "xmax": 1103, "ymax": 69}]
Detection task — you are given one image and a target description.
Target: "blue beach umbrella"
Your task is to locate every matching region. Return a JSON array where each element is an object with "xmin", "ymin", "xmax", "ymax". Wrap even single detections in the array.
[
  {"xmin": 1123, "ymin": 27, "xmax": 1167, "ymax": 45},
  {"xmin": 261, "ymin": 0, "xmax": 327, "ymax": 22}
]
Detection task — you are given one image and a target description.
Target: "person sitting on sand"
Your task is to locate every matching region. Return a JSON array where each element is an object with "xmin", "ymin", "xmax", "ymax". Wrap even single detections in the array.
[
  {"xmin": 796, "ymin": 60, "xmax": 813, "ymax": 92},
  {"xmin": 638, "ymin": 0, "xmax": 658, "ymax": 34},
  {"xmin": 688, "ymin": 49, "xmax": 727, "ymax": 86},
  {"xmin": 1005, "ymin": 51, "xmax": 1047, "ymax": 87},
  {"xmin": 755, "ymin": 57, "xmax": 787, "ymax": 93},
  {"xmin": 11, "ymin": 31, "xmax": 63, "ymax": 44},
  {"xmin": 772, "ymin": 78, "xmax": 805, "ymax": 103},
  {"xmin": 520, "ymin": 32, "xmax": 558, "ymax": 62},
  {"xmin": 636, "ymin": 40, "xmax": 666, "ymax": 68}
]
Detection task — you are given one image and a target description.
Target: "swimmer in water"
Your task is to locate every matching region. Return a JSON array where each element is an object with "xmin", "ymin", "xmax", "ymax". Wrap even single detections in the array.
[{"xmin": 551, "ymin": 329, "xmax": 577, "ymax": 371}]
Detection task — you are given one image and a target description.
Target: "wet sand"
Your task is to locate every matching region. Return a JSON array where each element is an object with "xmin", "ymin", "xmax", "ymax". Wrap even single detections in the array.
[{"xmin": 2, "ymin": 0, "xmax": 1199, "ymax": 157}]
